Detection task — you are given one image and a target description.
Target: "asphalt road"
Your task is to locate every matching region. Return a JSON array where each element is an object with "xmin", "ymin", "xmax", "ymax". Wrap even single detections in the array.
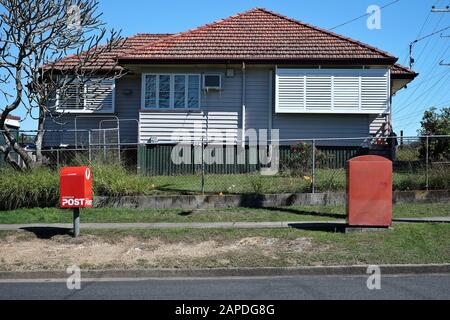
[{"xmin": 1, "ymin": 274, "xmax": 449, "ymax": 300}]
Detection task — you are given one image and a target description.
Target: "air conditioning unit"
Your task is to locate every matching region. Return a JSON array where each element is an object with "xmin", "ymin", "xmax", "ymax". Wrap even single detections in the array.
[{"xmin": 203, "ymin": 74, "xmax": 222, "ymax": 91}]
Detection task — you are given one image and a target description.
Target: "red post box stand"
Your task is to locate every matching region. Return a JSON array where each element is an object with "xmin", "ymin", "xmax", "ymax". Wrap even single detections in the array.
[
  {"xmin": 60, "ymin": 167, "xmax": 93, "ymax": 237},
  {"xmin": 347, "ymin": 155, "xmax": 392, "ymax": 228}
]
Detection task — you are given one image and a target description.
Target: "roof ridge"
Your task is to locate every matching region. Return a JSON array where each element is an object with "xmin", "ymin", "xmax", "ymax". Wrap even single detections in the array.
[
  {"xmin": 119, "ymin": 8, "xmax": 265, "ymax": 58},
  {"xmin": 133, "ymin": 33, "xmax": 173, "ymax": 36},
  {"xmin": 255, "ymin": 8, "xmax": 397, "ymax": 61},
  {"xmin": 119, "ymin": 7, "xmax": 398, "ymax": 61}
]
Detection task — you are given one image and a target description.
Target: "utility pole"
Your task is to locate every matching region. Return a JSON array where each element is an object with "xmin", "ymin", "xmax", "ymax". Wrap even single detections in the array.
[
  {"xmin": 409, "ymin": 6, "xmax": 450, "ymax": 68},
  {"xmin": 431, "ymin": 5, "xmax": 450, "ymax": 13},
  {"xmin": 433, "ymin": 6, "xmax": 450, "ymax": 66}
]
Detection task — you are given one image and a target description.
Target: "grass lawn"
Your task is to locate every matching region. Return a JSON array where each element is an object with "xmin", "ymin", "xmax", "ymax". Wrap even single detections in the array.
[
  {"xmin": 149, "ymin": 168, "xmax": 448, "ymax": 194},
  {"xmin": 149, "ymin": 170, "xmax": 394, "ymax": 194},
  {"xmin": 0, "ymin": 203, "xmax": 448, "ymax": 224},
  {"xmin": 0, "ymin": 223, "xmax": 448, "ymax": 270}
]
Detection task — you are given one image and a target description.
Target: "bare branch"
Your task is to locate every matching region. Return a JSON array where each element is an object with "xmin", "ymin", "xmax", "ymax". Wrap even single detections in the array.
[{"xmin": 0, "ymin": 0, "xmax": 125, "ymax": 169}]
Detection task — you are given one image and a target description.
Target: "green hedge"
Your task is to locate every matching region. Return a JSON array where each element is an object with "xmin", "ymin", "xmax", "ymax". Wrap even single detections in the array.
[{"xmin": 0, "ymin": 164, "xmax": 156, "ymax": 210}]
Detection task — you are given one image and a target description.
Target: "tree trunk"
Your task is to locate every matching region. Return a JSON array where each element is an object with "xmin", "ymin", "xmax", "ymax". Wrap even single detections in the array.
[
  {"xmin": 0, "ymin": 126, "xmax": 34, "ymax": 170},
  {"xmin": 35, "ymin": 106, "xmax": 46, "ymax": 165}
]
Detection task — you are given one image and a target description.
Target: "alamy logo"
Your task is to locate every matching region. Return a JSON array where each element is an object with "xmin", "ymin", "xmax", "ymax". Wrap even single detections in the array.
[
  {"xmin": 367, "ymin": 5, "xmax": 382, "ymax": 30},
  {"xmin": 366, "ymin": 265, "xmax": 381, "ymax": 290},
  {"xmin": 67, "ymin": 5, "xmax": 81, "ymax": 30},
  {"xmin": 66, "ymin": 265, "xmax": 81, "ymax": 290},
  {"xmin": 170, "ymin": 126, "xmax": 280, "ymax": 175}
]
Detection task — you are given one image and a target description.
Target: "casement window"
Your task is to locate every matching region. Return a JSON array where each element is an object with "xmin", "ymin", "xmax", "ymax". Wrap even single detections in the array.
[
  {"xmin": 275, "ymin": 68, "xmax": 390, "ymax": 114},
  {"xmin": 56, "ymin": 79, "xmax": 115, "ymax": 113},
  {"xmin": 142, "ymin": 74, "xmax": 201, "ymax": 109}
]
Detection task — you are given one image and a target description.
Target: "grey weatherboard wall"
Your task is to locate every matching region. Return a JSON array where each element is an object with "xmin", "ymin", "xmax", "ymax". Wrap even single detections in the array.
[{"xmin": 44, "ymin": 65, "xmax": 376, "ymax": 148}]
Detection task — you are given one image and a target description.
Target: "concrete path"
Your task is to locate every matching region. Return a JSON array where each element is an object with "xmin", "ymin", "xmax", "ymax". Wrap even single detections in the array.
[
  {"xmin": 393, "ymin": 217, "xmax": 450, "ymax": 223},
  {"xmin": 0, "ymin": 217, "xmax": 448, "ymax": 231},
  {"xmin": 0, "ymin": 220, "xmax": 346, "ymax": 231}
]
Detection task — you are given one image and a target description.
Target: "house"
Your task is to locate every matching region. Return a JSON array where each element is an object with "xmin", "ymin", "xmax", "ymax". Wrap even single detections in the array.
[{"xmin": 43, "ymin": 8, "xmax": 417, "ymax": 171}]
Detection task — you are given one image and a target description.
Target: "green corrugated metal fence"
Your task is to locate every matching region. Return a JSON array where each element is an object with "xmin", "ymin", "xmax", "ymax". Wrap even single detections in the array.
[{"xmin": 138, "ymin": 144, "xmax": 364, "ymax": 176}]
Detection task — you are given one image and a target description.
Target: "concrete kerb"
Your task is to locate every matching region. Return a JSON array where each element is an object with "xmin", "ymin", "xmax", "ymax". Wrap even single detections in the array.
[
  {"xmin": 94, "ymin": 190, "xmax": 449, "ymax": 209},
  {"xmin": 0, "ymin": 264, "xmax": 449, "ymax": 281}
]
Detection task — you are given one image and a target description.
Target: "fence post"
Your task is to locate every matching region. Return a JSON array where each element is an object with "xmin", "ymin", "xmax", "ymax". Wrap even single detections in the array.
[
  {"xmin": 88, "ymin": 130, "xmax": 92, "ymax": 165},
  {"xmin": 426, "ymin": 135, "xmax": 429, "ymax": 191},
  {"xmin": 103, "ymin": 130, "xmax": 107, "ymax": 162},
  {"xmin": 201, "ymin": 138, "xmax": 205, "ymax": 195},
  {"xmin": 117, "ymin": 129, "xmax": 121, "ymax": 165},
  {"xmin": 312, "ymin": 139, "xmax": 316, "ymax": 194},
  {"xmin": 56, "ymin": 149, "xmax": 60, "ymax": 168}
]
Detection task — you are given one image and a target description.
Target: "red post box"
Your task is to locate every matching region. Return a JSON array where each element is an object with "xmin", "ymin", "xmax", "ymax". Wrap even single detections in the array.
[
  {"xmin": 347, "ymin": 155, "xmax": 392, "ymax": 227},
  {"xmin": 60, "ymin": 166, "xmax": 93, "ymax": 209}
]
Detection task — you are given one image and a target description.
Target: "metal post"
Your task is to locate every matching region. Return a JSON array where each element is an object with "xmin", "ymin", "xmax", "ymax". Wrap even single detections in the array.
[
  {"xmin": 73, "ymin": 208, "xmax": 80, "ymax": 237},
  {"xmin": 103, "ymin": 130, "xmax": 107, "ymax": 161},
  {"xmin": 117, "ymin": 128, "xmax": 121, "ymax": 165},
  {"xmin": 426, "ymin": 136, "xmax": 429, "ymax": 191},
  {"xmin": 201, "ymin": 138, "xmax": 205, "ymax": 195},
  {"xmin": 312, "ymin": 139, "xmax": 316, "ymax": 194},
  {"xmin": 56, "ymin": 149, "xmax": 60, "ymax": 168},
  {"xmin": 88, "ymin": 130, "xmax": 92, "ymax": 165}
]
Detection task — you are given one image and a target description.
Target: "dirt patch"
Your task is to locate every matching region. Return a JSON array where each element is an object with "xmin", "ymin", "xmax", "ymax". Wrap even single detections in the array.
[{"xmin": 0, "ymin": 233, "xmax": 315, "ymax": 271}]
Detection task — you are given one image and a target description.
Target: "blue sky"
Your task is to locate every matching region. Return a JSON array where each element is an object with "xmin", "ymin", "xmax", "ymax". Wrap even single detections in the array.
[{"xmin": 8, "ymin": 0, "xmax": 450, "ymax": 136}]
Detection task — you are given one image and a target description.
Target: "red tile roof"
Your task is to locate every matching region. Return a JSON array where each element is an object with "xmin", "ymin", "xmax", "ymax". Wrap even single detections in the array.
[
  {"xmin": 6, "ymin": 115, "xmax": 20, "ymax": 121},
  {"xmin": 47, "ymin": 33, "xmax": 171, "ymax": 70},
  {"xmin": 119, "ymin": 8, "xmax": 397, "ymax": 63},
  {"xmin": 390, "ymin": 63, "xmax": 417, "ymax": 78},
  {"xmin": 49, "ymin": 8, "xmax": 416, "ymax": 79}
]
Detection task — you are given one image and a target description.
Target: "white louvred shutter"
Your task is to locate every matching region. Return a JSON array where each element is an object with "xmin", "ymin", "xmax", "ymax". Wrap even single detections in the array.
[
  {"xmin": 305, "ymin": 73, "xmax": 332, "ymax": 110},
  {"xmin": 361, "ymin": 70, "xmax": 388, "ymax": 111},
  {"xmin": 58, "ymin": 84, "xmax": 85, "ymax": 109},
  {"xmin": 275, "ymin": 68, "xmax": 389, "ymax": 113},
  {"xmin": 276, "ymin": 69, "xmax": 305, "ymax": 111},
  {"xmin": 333, "ymin": 73, "xmax": 360, "ymax": 111},
  {"xmin": 85, "ymin": 79, "xmax": 115, "ymax": 112}
]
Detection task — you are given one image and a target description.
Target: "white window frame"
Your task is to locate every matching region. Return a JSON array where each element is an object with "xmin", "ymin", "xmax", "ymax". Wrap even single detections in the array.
[
  {"xmin": 141, "ymin": 73, "xmax": 201, "ymax": 110},
  {"xmin": 55, "ymin": 80, "xmax": 116, "ymax": 114}
]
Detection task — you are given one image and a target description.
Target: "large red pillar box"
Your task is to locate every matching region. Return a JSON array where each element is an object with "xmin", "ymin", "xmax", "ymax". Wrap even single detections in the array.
[
  {"xmin": 60, "ymin": 167, "xmax": 93, "ymax": 209},
  {"xmin": 346, "ymin": 155, "xmax": 392, "ymax": 227}
]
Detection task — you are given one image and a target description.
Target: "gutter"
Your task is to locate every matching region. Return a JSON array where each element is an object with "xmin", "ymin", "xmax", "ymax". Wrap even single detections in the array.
[{"xmin": 118, "ymin": 57, "xmax": 398, "ymax": 65}]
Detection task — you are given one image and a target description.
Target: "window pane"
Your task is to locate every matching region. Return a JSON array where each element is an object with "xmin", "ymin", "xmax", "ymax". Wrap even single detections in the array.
[
  {"xmin": 188, "ymin": 75, "xmax": 200, "ymax": 108},
  {"xmin": 144, "ymin": 75, "xmax": 156, "ymax": 108},
  {"xmin": 174, "ymin": 75, "xmax": 186, "ymax": 108},
  {"xmin": 159, "ymin": 75, "xmax": 170, "ymax": 108}
]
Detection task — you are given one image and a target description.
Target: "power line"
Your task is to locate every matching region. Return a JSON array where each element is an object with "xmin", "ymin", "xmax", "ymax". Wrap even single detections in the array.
[
  {"xmin": 329, "ymin": 0, "xmax": 401, "ymax": 31},
  {"xmin": 399, "ymin": 0, "xmax": 442, "ymax": 65},
  {"xmin": 411, "ymin": 13, "xmax": 446, "ymax": 69},
  {"xmin": 395, "ymin": 71, "xmax": 450, "ymax": 127},
  {"xmin": 396, "ymin": 17, "xmax": 450, "ymax": 112},
  {"xmin": 394, "ymin": 68, "xmax": 450, "ymax": 116},
  {"xmin": 413, "ymin": 24, "xmax": 450, "ymax": 43},
  {"xmin": 409, "ymin": 24, "xmax": 450, "ymax": 68}
]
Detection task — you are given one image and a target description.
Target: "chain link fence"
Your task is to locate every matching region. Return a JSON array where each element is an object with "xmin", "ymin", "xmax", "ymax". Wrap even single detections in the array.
[
  {"xmin": 142, "ymin": 135, "xmax": 450, "ymax": 195},
  {"xmin": 1, "ymin": 129, "xmax": 449, "ymax": 195}
]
